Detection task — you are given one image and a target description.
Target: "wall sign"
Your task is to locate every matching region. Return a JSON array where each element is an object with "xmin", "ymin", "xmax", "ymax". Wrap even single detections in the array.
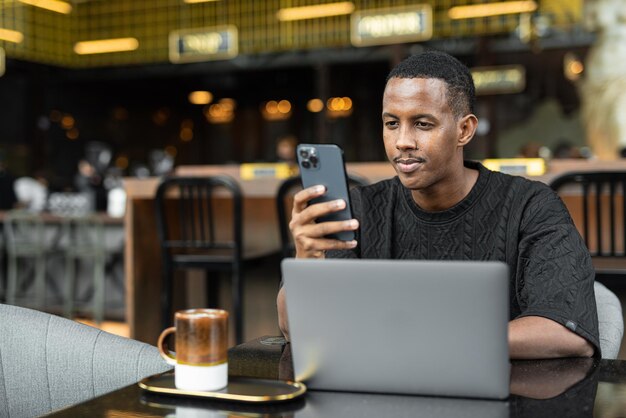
[
  {"xmin": 169, "ymin": 25, "xmax": 238, "ymax": 63},
  {"xmin": 351, "ymin": 5, "xmax": 432, "ymax": 47},
  {"xmin": 240, "ymin": 163, "xmax": 293, "ymax": 180},
  {"xmin": 482, "ymin": 158, "xmax": 545, "ymax": 176},
  {"xmin": 471, "ymin": 65, "xmax": 526, "ymax": 95}
]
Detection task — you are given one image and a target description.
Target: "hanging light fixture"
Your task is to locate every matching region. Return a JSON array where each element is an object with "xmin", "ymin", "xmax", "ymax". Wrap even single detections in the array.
[
  {"xmin": 277, "ymin": 2, "xmax": 355, "ymax": 22},
  {"xmin": 448, "ymin": 1, "xmax": 537, "ymax": 20},
  {"xmin": 0, "ymin": 28, "xmax": 24, "ymax": 43},
  {"xmin": 74, "ymin": 38, "xmax": 139, "ymax": 55},
  {"xmin": 18, "ymin": 0, "xmax": 72, "ymax": 15}
]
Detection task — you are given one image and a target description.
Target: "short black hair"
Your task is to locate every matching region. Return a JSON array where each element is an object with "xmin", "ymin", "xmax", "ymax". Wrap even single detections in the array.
[{"xmin": 386, "ymin": 50, "xmax": 475, "ymax": 119}]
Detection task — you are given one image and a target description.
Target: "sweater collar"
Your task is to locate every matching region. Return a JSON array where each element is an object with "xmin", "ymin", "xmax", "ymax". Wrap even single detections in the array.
[{"xmin": 400, "ymin": 160, "xmax": 490, "ymax": 223}]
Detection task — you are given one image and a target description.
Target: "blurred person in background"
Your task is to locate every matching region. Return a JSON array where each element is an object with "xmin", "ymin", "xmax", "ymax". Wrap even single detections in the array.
[
  {"xmin": 276, "ymin": 135, "xmax": 298, "ymax": 176},
  {"xmin": 149, "ymin": 149, "xmax": 175, "ymax": 177},
  {"xmin": 14, "ymin": 170, "xmax": 48, "ymax": 212},
  {"xmin": 553, "ymin": 140, "xmax": 585, "ymax": 159},
  {"xmin": 276, "ymin": 135, "xmax": 298, "ymax": 165}
]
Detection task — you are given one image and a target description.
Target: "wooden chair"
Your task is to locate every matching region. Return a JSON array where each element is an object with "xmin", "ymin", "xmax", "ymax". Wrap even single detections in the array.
[
  {"xmin": 276, "ymin": 174, "xmax": 369, "ymax": 259},
  {"xmin": 155, "ymin": 175, "xmax": 250, "ymax": 343},
  {"xmin": 549, "ymin": 171, "xmax": 626, "ymax": 286},
  {"xmin": 594, "ymin": 281, "xmax": 623, "ymax": 359}
]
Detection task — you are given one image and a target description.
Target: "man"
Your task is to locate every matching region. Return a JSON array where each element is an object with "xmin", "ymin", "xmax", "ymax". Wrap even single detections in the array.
[{"xmin": 277, "ymin": 50, "xmax": 599, "ymax": 359}]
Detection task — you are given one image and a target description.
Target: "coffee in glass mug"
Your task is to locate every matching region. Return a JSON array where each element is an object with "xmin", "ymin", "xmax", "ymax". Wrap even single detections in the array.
[{"xmin": 158, "ymin": 309, "xmax": 228, "ymax": 391}]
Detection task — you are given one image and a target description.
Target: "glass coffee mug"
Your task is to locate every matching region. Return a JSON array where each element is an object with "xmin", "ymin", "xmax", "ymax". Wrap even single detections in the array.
[{"xmin": 158, "ymin": 309, "xmax": 229, "ymax": 391}]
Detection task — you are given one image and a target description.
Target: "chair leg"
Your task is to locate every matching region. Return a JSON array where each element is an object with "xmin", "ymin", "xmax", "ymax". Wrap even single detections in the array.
[
  {"xmin": 6, "ymin": 254, "xmax": 17, "ymax": 305},
  {"xmin": 64, "ymin": 255, "xmax": 76, "ymax": 318},
  {"xmin": 93, "ymin": 255, "xmax": 106, "ymax": 324},
  {"xmin": 161, "ymin": 262, "xmax": 173, "ymax": 331},
  {"xmin": 232, "ymin": 266, "xmax": 243, "ymax": 344}
]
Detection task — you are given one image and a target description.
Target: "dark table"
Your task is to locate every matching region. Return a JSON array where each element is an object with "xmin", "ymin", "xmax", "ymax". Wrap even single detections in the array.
[{"xmin": 46, "ymin": 336, "xmax": 626, "ymax": 417}]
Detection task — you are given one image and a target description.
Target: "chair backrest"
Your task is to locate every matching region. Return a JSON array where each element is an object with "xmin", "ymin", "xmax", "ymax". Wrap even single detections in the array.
[
  {"xmin": 3, "ymin": 210, "xmax": 46, "ymax": 255},
  {"xmin": 154, "ymin": 175, "xmax": 243, "ymax": 261},
  {"xmin": 549, "ymin": 171, "xmax": 626, "ymax": 256},
  {"xmin": 594, "ymin": 281, "xmax": 624, "ymax": 359},
  {"xmin": 276, "ymin": 174, "xmax": 369, "ymax": 259},
  {"xmin": 62, "ymin": 215, "xmax": 106, "ymax": 256},
  {"xmin": 0, "ymin": 304, "xmax": 171, "ymax": 416}
]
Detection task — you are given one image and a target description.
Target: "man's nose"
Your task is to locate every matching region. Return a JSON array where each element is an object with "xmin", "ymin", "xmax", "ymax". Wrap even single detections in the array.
[{"xmin": 396, "ymin": 126, "xmax": 418, "ymax": 150}]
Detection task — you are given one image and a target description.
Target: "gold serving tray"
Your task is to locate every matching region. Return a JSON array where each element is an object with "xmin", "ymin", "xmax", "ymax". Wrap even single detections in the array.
[{"xmin": 139, "ymin": 372, "xmax": 306, "ymax": 403}]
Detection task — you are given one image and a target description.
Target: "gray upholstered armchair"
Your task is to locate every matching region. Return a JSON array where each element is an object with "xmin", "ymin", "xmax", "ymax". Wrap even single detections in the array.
[
  {"xmin": 0, "ymin": 304, "xmax": 171, "ymax": 417},
  {"xmin": 595, "ymin": 282, "xmax": 624, "ymax": 359}
]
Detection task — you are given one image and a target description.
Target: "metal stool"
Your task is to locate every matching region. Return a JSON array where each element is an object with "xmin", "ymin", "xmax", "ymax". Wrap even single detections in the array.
[
  {"xmin": 4, "ymin": 210, "xmax": 48, "ymax": 308},
  {"xmin": 63, "ymin": 215, "xmax": 108, "ymax": 323}
]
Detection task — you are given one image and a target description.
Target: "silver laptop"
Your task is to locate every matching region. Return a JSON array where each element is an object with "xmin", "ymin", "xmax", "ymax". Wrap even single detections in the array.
[{"xmin": 281, "ymin": 258, "xmax": 510, "ymax": 399}]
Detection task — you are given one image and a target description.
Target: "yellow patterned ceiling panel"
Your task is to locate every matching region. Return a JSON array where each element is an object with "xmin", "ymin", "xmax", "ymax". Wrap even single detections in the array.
[{"xmin": 0, "ymin": 0, "xmax": 583, "ymax": 68}]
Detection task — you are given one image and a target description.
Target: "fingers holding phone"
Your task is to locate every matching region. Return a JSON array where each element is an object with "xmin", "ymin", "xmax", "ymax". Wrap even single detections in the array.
[{"xmin": 290, "ymin": 185, "xmax": 358, "ymax": 258}]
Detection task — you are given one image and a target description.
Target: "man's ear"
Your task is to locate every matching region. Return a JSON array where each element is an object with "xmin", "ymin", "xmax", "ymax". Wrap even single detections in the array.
[{"xmin": 457, "ymin": 114, "xmax": 478, "ymax": 147}]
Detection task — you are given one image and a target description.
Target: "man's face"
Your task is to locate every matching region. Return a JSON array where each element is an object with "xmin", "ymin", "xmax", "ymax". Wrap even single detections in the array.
[{"xmin": 382, "ymin": 77, "xmax": 463, "ymax": 192}]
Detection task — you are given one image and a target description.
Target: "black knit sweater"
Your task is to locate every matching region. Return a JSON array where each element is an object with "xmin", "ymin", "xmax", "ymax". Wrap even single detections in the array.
[{"xmin": 328, "ymin": 160, "xmax": 600, "ymax": 354}]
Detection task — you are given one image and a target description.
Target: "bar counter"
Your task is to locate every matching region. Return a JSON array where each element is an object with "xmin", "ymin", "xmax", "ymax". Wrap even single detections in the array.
[{"xmin": 124, "ymin": 159, "xmax": 626, "ymax": 344}]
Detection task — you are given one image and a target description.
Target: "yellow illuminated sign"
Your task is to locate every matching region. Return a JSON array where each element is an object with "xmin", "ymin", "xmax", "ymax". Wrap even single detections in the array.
[
  {"xmin": 471, "ymin": 65, "xmax": 526, "ymax": 95},
  {"xmin": 240, "ymin": 163, "xmax": 293, "ymax": 180},
  {"xmin": 351, "ymin": 5, "xmax": 432, "ymax": 47},
  {"xmin": 169, "ymin": 25, "xmax": 238, "ymax": 63},
  {"xmin": 0, "ymin": 47, "xmax": 4, "ymax": 77},
  {"xmin": 483, "ymin": 158, "xmax": 545, "ymax": 176}
]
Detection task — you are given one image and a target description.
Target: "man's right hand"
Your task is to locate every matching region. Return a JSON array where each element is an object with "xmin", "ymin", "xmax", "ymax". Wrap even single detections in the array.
[{"xmin": 290, "ymin": 185, "xmax": 359, "ymax": 258}]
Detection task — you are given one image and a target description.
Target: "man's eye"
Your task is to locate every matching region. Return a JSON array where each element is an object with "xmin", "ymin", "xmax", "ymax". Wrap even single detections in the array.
[
  {"xmin": 416, "ymin": 121, "xmax": 431, "ymax": 128},
  {"xmin": 385, "ymin": 121, "xmax": 398, "ymax": 128}
]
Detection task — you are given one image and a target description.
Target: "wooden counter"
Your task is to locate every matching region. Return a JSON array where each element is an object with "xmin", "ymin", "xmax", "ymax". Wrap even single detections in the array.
[
  {"xmin": 123, "ymin": 163, "xmax": 396, "ymax": 344},
  {"xmin": 124, "ymin": 159, "xmax": 626, "ymax": 344}
]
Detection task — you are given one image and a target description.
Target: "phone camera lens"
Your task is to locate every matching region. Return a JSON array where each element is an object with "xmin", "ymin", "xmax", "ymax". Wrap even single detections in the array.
[
  {"xmin": 309, "ymin": 155, "xmax": 318, "ymax": 165},
  {"xmin": 301, "ymin": 160, "xmax": 311, "ymax": 169},
  {"xmin": 299, "ymin": 149, "xmax": 309, "ymax": 158}
]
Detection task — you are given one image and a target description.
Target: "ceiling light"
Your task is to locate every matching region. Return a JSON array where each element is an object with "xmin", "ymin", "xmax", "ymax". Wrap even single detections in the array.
[
  {"xmin": 188, "ymin": 91, "xmax": 213, "ymax": 105},
  {"xmin": 0, "ymin": 28, "xmax": 24, "ymax": 44},
  {"xmin": 448, "ymin": 1, "xmax": 537, "ymax": 20},
  {"xmin": 277, "ymin": 100, "xmax": 292, "ymax": 114},
  {"xmin": 277, "ymin": 2, "xmax": 355, "ymax": 22},
  {"xmin": 18, "ymin": 0, "xmax": 72, "ymax": 14},
  {"xmin": 307, "ymin": 98, "xmax": 324, "ymax": 113},
  {"xmin": 74, "ymin": 38, "xmax": 139, "ymax": 55},
  {"xmin": 184, "ymin": 0, "xmax": 220, "ymax": 3},
  {"xmin": 564, "ymin": 52, "xmax": 584, "ymax": 82}
]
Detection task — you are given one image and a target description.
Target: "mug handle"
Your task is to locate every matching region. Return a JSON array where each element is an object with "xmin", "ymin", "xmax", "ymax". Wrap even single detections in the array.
[{"xmin": 157, "ymin": 327, "xmax": 177, "ymax": 366}]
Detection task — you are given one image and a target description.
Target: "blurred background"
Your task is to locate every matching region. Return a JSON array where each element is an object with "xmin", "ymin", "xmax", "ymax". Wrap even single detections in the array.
[
  {"xmin": 0, "ymin": 0, "xmax": 619, "ymax": 191},
  {"xmin": 2, "ymin": 0, "xmax": 626, "ymax": 360}
]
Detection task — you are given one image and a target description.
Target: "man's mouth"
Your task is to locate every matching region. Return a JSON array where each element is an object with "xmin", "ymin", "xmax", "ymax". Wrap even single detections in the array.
[{"xmin": 394, "ymin": 157, "xmax": 425, "ymax": 173}]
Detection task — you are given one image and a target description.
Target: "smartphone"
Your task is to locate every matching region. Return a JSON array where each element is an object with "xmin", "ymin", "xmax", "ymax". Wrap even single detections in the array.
[{"xmin": 296, "ymin": 143, "xmax": 355, "ymax": 241}]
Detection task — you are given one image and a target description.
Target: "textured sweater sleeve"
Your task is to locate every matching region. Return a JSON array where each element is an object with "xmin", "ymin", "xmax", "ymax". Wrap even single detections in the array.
[{"xmin": 515, "ymin": 184, "xmax": 600, "ymax": 355}]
